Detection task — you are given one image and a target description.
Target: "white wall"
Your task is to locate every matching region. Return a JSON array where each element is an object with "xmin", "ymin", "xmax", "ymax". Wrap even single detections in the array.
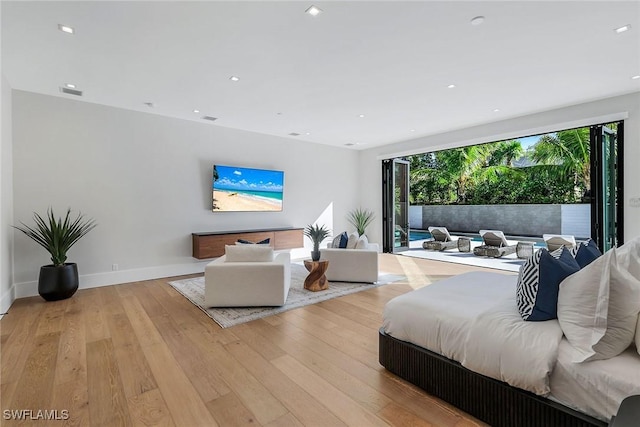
[
  {"xmin": 1, "ymin": 74, "xmax": 14, "ymax": 312},
  {"xmin": 359, "ymin": 92, "xmax": 640, "ymax": 246},
  {"xmin": 11, "ymin": 91, "xmax": 360, "ymax": 297}
]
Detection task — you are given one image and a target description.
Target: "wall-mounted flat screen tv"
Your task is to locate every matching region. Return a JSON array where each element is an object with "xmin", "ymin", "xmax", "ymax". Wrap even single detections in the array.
[{"xmin": 212, "ymin": 165, "xmax": 284, "ymax": 212}]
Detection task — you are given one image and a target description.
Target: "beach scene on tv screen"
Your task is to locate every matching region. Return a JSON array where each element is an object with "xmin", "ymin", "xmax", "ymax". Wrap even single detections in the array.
[{"xmin": 212, "ymin": 165, "xmax": 284, "ymax": 212}]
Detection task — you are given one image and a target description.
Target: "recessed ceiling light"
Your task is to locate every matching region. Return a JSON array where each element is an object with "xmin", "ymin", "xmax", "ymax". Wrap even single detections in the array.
[
  {"xmin": 493, "ymin": 109, "xmax": 500, "ymax": 112},
  {"xmin": 58, "ymin": 24, "xmax": 74, "ymax": 34},
  {"xmin": 632, "ymin": 75, "xmax": 640, "ymax": 80},
  {"xmin": 358, "ymin": 114, "xmax": 365, "ymax": 118},
  {"xmin": 65, "ymin": 83, "xmax": 76, "ymax": 89},
  {"xmin": 305, "ymin": 132, "xmax": 311, "ymax": 135},
  {"xmin": 470, "ymin": 16, "xmax": 485, "ymax": 26},
  {"xmin": 447, "ymin": 84, "xmax": 456, "ymax": 89},
  {"xmin": 305, "ymin": 5, "xmax": 323, "ymax": 16},
  {"xmin": 229, "ymin": 76, "xmax": 240, "ymax": 82},
  {"xmin": 614, "ymin": 25, "xmax": 631, "ymax": 34},
  {"xmin": 410, "ymin": 129, "xmax": 416, "ymax": 132},
  {"xmin": 193, "ymin": 109, "xmax": 200, "ymax": 113}
]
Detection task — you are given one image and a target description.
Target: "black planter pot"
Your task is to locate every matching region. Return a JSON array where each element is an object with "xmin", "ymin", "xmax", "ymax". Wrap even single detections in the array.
[
  {"xmin": 311, "ymin": 250, "xmax": 321, "ymax": 261},
  {"xmin": 38, "ymin": 263, "xmax": 79, "ymax": 301}
]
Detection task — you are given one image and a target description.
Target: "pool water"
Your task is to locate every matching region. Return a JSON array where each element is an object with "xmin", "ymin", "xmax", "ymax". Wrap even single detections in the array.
[{"xmin": 410, "ymin": 230, "xmax": 482, "ymax": 242}]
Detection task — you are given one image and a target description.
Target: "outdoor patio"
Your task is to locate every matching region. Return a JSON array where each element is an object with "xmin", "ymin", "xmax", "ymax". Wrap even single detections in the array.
[{"xmin": 402, "ymin": 233, "xmax": 543, "ymax": 272}]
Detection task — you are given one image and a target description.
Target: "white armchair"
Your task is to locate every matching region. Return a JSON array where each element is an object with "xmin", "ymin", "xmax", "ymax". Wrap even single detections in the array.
[
  {"xmin": 204, "ymin": 250, "xmax": 291, "ymax": 307},
  {"xmin": 320, "ymin": 243, "xmax": 379, "ymax": 283}
]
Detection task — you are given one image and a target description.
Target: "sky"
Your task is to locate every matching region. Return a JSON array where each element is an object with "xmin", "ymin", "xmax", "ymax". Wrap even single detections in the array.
[
  {"xmin": 213, "ymin": 165, "xmax": 284, "ymax": 193},
  {"xmin": 517, "ymin": 135, "xmax": 543, "ymax": 150}
]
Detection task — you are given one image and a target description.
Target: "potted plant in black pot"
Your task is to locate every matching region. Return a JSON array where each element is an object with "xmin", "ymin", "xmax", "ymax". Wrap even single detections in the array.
[
  {"xmin": 304, "ymin": 224, "xmax": 330, "ymax": 261},
  {"xmin": 14, "ymin": 208, "xmax": 97, "ymax": 301}
]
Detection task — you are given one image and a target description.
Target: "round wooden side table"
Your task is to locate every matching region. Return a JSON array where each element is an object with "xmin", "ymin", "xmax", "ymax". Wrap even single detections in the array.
[{"xmin": 303, "ymin": 259, "xmax": 329, "ymax": 292}]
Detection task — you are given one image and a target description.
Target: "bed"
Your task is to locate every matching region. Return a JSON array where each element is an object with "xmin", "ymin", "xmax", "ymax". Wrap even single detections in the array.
[{"xmin": 380, "ymin": 271, "xmax": 640, "ymax": 427}]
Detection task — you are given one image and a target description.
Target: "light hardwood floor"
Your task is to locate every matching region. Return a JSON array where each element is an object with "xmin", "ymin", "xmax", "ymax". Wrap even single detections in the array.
[{"xmin": 0, "ymin": 254, "xmax": 512, "ymax": 426}]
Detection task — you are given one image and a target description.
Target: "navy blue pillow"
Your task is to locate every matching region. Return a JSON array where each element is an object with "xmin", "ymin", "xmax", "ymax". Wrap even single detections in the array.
[
  {"xmin": 572, "ymin": 239, "xmax": 602, "ymax": 268},
  {"xmin": 338, "ymin": 231, "xmax": 348, "ymax": 248},
  {"xmin": 237, "ymin": 238, "xmax": 270, "ymax": 245},
  {"xmin": 517, "ymin": 247, "xmax": 580, "ymax": 321}
]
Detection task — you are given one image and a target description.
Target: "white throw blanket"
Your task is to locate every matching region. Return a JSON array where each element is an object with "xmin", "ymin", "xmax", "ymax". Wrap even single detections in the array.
[{"xmin": 383, "ymin": 271, "xmax": 563, "ymax": 396}]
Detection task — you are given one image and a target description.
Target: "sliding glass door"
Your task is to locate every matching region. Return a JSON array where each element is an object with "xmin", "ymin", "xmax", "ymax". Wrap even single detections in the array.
[{"xmin": 382, "ymin": 158, "xmax": 410, "ymax": 252}]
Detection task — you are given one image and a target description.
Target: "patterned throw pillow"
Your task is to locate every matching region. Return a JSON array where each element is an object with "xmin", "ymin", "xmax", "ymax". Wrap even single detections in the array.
[
  {"xmin": 330, "ymin": 232, "xmax": 348, "ymax": 248},
  {"xmin": 517, "ymin": 247, "xmax": 581, "ymax": 321},
  {"xmin": 570, "ymin": 238, "xmax": 602, "ymax": 268}
]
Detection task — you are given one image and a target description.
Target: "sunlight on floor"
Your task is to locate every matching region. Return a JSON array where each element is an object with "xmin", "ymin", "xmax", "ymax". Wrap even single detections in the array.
[{"xmin": 396, "ymin": 255, "xmax": 433, "ymax": 290}]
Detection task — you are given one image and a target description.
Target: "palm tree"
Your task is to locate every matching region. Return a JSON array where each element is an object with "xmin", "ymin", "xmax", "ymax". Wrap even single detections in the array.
[
  {"xmin": 489, "ymin": 140, "xmax": 524, "ymax": 167},
  {"xmin": 532, "ymin": 127, "xmax": 590, "ymax": 196}
]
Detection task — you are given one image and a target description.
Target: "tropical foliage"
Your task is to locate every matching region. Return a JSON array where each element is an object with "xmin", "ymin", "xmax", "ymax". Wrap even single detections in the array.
[
  {"xmin": 14, "ymin": 208, "xmax": 97, "ymax": 266},
  {"xmin": 347, "ymin": 208, "xmax": 375, "ymax": 236},
  {"xmin": 304, "ymin": 224, "xmax": 330, "ymax": 252},
  {"xmin": 409, "ymin": 127, "xmax": 592, "ymax": 205}
]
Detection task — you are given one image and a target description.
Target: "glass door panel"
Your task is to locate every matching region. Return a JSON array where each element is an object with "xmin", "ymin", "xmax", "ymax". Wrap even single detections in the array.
[
  {"xmin": 382, "ymin": 158, "xmax": 410, "ymax": 252},
  {"xmin": 394, "ymin": 160, "xmax": 410, "ymax": 250},
  {"xmin": 590, "ymin": 121, "xmax": 623, "ymax": 252}
]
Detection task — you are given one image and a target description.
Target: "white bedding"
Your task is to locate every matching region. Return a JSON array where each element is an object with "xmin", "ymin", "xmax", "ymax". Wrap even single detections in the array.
[
  {"xmin": 549, "ymin": 339, "xmax": 640, "ymax": 421},
  {"xmin": 382, "ymin": 271, "xmax": 563, "ymax": 395},
  {"xmin": 382, "ymin": 271, "xmax": 514, "ymax": 362}
]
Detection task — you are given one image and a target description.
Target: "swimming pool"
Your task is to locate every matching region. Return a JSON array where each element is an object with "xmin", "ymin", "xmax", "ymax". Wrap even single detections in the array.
[{"xmin": 409, "ymin": 230, "xmax": 545, "ymax": 247}]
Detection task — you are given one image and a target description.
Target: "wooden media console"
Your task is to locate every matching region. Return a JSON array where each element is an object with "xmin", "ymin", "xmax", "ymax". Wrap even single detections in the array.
[{"xmin": 192, "ymin": 228, "xmax": 304, "ymax": 259}]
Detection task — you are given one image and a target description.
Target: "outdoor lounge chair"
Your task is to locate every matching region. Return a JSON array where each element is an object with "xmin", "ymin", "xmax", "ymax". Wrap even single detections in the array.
[
  {"xmin": 473, "ymin": 229, "xmax": 517, "ymax": 258},
  {"xmin": 422, "ymin": 227, "xmax": 471, "ymax": 252},
  {"xmin": 543, "ymin": 234, "xmax": 576, "ymax": 252}
]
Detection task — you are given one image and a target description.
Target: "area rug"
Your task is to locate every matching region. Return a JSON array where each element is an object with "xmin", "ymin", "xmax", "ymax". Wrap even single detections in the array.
[{"xmin": 168, "ymin": 264, "xmax": 405, "ymax": 328}]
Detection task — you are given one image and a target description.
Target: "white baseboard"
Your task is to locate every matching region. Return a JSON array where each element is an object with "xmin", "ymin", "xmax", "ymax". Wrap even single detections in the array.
[
  {"xmin": 1, "ymin": 285, "xmax": 15, "ymax": 315},
  {"xmin": 12, "ymin": 261, "xmax": 211, "ymax": 300}
]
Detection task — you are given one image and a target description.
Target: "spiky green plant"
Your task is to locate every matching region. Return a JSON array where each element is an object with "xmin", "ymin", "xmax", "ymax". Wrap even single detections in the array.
[
  {"xmin": 303, "ymin": 224, "xmax": 330, "ymax": 252},
  {"xmin": 347, "ymin": 208, "xmax": 375, "ymax": 236},
  {"xmin": 14, "ymin": 208, "xmax": 97, "ymax": 266}
]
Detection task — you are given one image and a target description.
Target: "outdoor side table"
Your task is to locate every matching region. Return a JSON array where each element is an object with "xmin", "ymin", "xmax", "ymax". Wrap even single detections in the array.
[{"xmin": 516, "ymin": 241, "xmax": 535, "ymax": 259}]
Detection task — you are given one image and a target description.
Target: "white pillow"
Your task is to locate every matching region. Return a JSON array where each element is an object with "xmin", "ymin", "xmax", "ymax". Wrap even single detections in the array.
[
  {"xmin": 636, "ymin": 315, "xmax": 640, "ymax": 356},
  {"xmin": 616, "ymin": 236, "xmax": 640, "ymax": 357},
  {"xmin": 355, "ymin": 234, "xmax": 369, "ymax": 249},
  {"xmin": 557, "ymin": 247, "xmax": 640, "ymax": 362},
  {"xmin": 346, "ymin": 232, "xmax": 359, "ymax": 249},
  {"xmin": 614, "ymin": 235, "xmax": 640, "ymax": 280},
  {"xmin": 224, "ymin": 244, "xmax": 274, "ymax": 262}
]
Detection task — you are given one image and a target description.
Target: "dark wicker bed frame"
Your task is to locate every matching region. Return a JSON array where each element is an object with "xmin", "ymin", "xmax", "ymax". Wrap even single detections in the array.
[{"xmin": 379, "ymin": 328, "xmax": 608, "ymax": 427}]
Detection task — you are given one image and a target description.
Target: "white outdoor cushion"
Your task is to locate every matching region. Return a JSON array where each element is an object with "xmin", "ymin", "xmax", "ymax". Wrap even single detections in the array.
[
  {"xmin": 557, "ymin": 246, "xmax": 640, "ymax": 362},
  {"xmin": 428, "ymin": 226, "xmax": 452, "ymax": 242},
  {"xmin": 543, "ymin": 234, "xmax": 577, "ymax": 252},
  {"xmin": 346, "ymin": 232, "xmax": 359, "ymax": 249},
  {"xmin": 355, "ymin": 234, "xmax": 369, "ymax": 249},
  {"xmin": 224, "ymin": 244, "xmax": 274, "ymax": 262},
  {"xmin": 479, "ymin": 229, "xmax": 509, "ymax": 247}
]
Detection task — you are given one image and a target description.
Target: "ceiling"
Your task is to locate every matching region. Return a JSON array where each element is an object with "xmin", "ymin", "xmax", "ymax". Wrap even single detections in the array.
[{"xmin": 2, "ymin": 1, "xmax": 639, "ymax": 150}]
